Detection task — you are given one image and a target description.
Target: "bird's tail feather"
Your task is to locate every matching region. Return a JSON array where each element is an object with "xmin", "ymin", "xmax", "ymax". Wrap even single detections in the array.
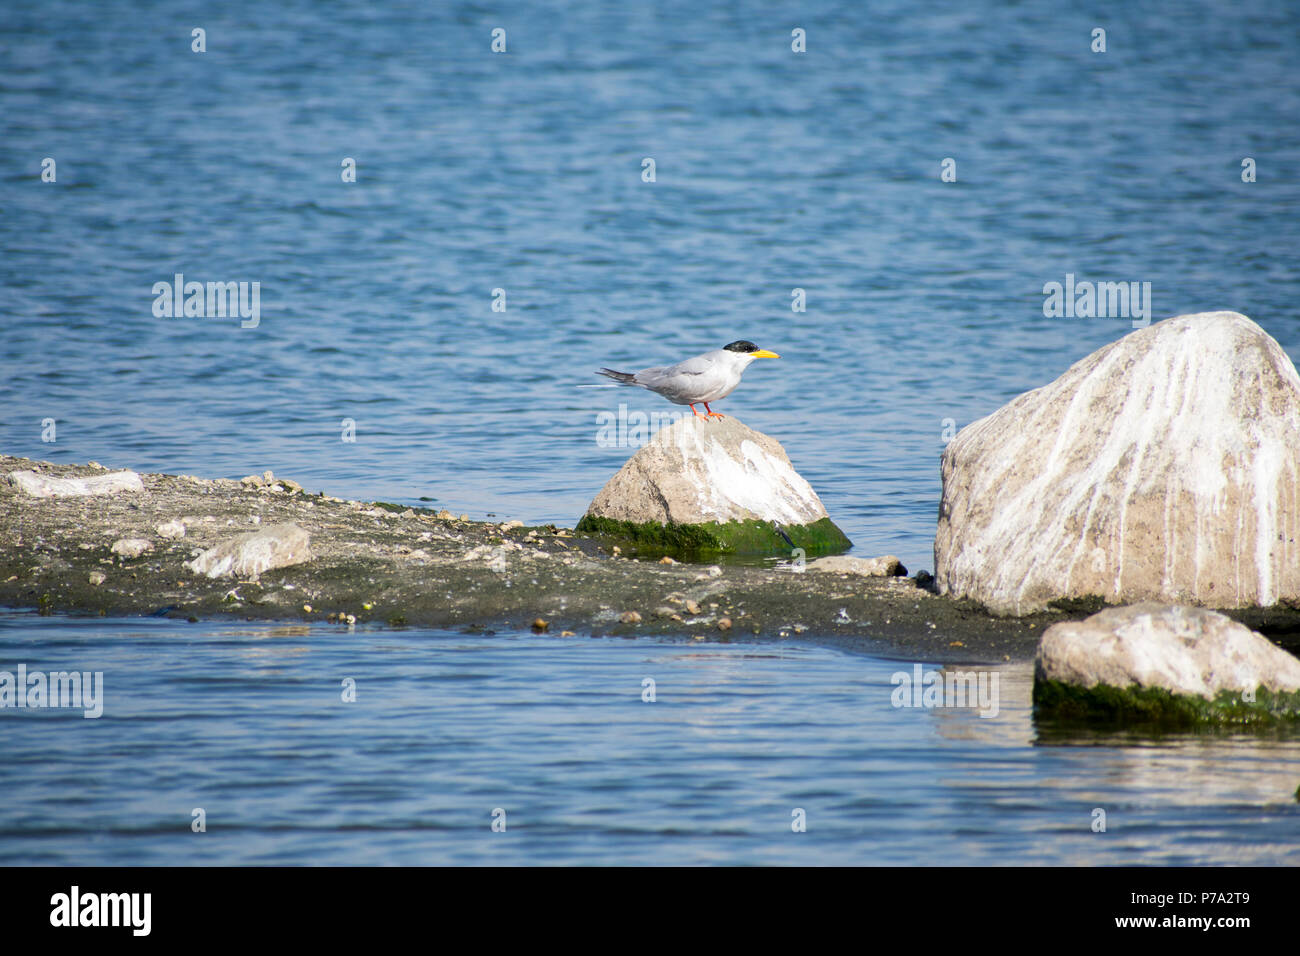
[{"xmin": 597, "ymin": 368, "xmax": 637, "ymax": 385}]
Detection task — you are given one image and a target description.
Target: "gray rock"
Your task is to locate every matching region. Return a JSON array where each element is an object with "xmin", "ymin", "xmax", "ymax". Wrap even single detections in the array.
[
  {"xmin": 586, "ymin": 416, "xmax": 834, "ymax": 526},
  {"xmin": 936, "ymin": 311, "xmax": 1300, "ymax": 615},
  {"xmin": 110, "ymin": 538, "xmax": 153, "ymax": 559},
  {"xmin": 88, "ymin": 571, "xmax": 106, "ymax": 586},
  {"xmin": 9, "ymin": 469, "xmax": 144, "ymax": 498},
  {"xmin": 155, "ymin": 519, "xmax": 186, "ymax": 539},
  {"xmin": 1035, "ymin": 603, "xmax": 1300, "ymax": 700},
  {"xmin": 185, "ymin": 523, "xmax": 312, "ymax": 579},
  {"xmin": 807, "ymin": 555, "xmax": 906, "ymax": 577}
]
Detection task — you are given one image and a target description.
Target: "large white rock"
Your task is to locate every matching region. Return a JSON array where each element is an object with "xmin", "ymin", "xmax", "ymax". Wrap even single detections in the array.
[
  {"xmin": 936, "ymin": 311, "xmax": 1300, "ymax": 615},
  {"xmin": 9, "ymin": 469, "xmax": 144, "ymax": 497},
  {"xmin": 186, "ymin": 523, "xmax": 312, "ymax": 579},
  {"xmin": 586, "ymin": 415, "xmax": 832, "ymax": 527},
  {"xmin": 1035, "ymin": 603, "xmax": 1300, "ymax": 699}
]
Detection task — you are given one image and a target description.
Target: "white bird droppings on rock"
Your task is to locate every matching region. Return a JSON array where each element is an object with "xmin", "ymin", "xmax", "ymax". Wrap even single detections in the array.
[
  {"xmin": 936, "ymin": 311, "xmax": 1300, "ymax": 615},
  {"xmin": 185, "ymin": 523, "xmax": 312, "ymax": 580}
]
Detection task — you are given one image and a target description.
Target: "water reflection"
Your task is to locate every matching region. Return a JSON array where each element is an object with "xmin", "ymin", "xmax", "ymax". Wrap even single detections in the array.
[{"xmin": 1, "ymin": 611, "xmax": 1297, "ymax": 865}]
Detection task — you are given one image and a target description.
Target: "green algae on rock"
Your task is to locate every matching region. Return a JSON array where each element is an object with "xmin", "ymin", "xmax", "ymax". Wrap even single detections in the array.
[
  {"xmin": 1033, "ymin": 679, "xmax": 1300, "ymax": 727},
  {"xmin": 575, "ymin": 514, "xmax": 850, "ymax": 559}
]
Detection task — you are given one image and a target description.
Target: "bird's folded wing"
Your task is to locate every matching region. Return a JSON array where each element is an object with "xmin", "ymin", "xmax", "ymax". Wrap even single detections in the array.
[{"xmin": 662, "ymin": 355, "xmax": 714, "ymax": 376}]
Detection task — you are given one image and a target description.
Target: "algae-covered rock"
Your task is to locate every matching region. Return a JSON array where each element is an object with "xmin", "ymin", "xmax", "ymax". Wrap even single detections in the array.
[
  {"xmin": 936, "ymin": 311, "xmax": 1300, "ymax": 616},
  {"xmin": 580, "ymin": 415, "xmax": 850, "ymax": 557},
  {"xmin": 1033, "ymin": 603, "xmax": 1300, "ymax": 725}
]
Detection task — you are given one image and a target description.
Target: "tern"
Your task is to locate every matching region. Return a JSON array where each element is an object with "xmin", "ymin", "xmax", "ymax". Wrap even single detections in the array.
[{"xmin": 596, "ymin": 340, "xmax": 780, "ymax": 419}]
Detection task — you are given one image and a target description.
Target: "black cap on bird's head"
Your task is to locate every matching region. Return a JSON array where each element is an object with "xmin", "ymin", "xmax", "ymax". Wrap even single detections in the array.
[{"xmin": 724, "ymin": 340, "xmax": 780, "ymax": 359}]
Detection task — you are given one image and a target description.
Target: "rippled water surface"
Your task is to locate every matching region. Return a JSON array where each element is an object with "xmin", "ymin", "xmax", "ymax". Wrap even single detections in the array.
[
  {"xmin": 1, "ymin": 612, "xmax": 1297, "ymax": 865},
  {"xmin": 2, "ymin": 1, "xmax": 1300, "ymax": 864}
]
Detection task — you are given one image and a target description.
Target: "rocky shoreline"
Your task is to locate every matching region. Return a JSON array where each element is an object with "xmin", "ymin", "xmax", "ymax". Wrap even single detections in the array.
[
  {"xmin": 5, "ymin": 454, "xmax": 1300, "ymax": 669},
  {"xmin": 0, "ymin": 454, "xmax": 1053, "ymax": 662},
  {"xmin": 9, "ymin": 311, "xmax": 1300, "ymax": 726}
]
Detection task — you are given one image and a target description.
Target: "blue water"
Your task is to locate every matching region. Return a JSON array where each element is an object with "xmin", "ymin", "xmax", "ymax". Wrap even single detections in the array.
[
  {"xmin": 1, "ymin": 612, "xmax": 1297, "ymax": 866},
  {"xmin": 3, "ymin": 0, "xmax": 1300, "ymax": 864}
]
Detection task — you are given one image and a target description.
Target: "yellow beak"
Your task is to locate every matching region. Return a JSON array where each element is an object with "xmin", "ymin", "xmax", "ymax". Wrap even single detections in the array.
[{"xmin": 752, "ymin": 349, "xmax": 780, "ymax": 359}]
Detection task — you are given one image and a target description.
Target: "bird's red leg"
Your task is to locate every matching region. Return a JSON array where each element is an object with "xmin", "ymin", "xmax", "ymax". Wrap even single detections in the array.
[
  {"xmin": 689, "ymin": 403, "xmax": 705, "ymax": 418},
  {"xmin": 704, "ymin": 403, "xmax": 724, "ymax": 419}
]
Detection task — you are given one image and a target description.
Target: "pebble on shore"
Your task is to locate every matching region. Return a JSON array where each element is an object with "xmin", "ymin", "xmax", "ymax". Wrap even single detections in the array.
[
  {"xmin": 9, "ymin": 469, "xmax": 144, "ymax": 498},
  {"xmin": 156, "ymin": 519, "xmax": 186, "ymax": 539},
  {"xmin": 186, "ymin": 522, "xmax": 312, "ymax": 580},
  {"xmin": 110, "ymin": 538, "xmax": 153, "ymax": 559}
]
